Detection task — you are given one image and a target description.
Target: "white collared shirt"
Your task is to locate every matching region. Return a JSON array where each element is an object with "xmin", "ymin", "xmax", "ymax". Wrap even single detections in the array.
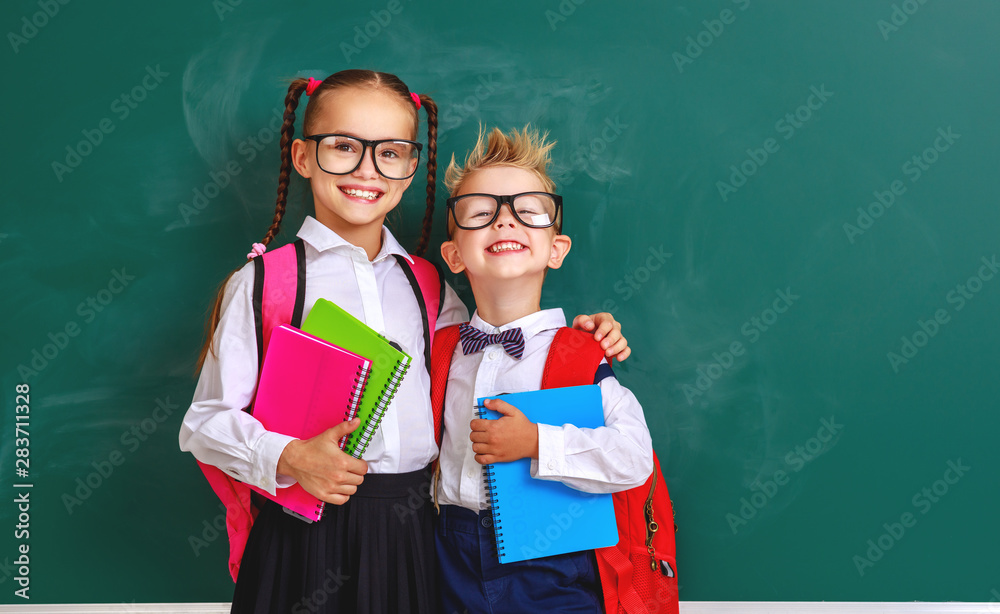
[
  {"xmin": 436, "ymin": 308, "xmax": 654, "ymax": 511},
  {"xmin": 179, "ymin": 216, "xmax": 469, "ymax": 494}
]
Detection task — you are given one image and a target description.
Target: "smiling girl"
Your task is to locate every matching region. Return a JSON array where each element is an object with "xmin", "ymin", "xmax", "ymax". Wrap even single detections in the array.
[{"xmin": 179, "ymin": 70, "xmax": 628, "ymax": 613}]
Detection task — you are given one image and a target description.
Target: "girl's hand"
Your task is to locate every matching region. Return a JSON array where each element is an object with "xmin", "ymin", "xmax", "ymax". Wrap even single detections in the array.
[
  {"xmin": 276, "ymin": 418, "xmax": 369, "ymax": 505},
  {"xmin": 572, "ymin": 312, "xmax": 631, "ymax": 362},
  {"xmin": 470, "ymin": 399, "xmax": 538, "ymax": 464}
]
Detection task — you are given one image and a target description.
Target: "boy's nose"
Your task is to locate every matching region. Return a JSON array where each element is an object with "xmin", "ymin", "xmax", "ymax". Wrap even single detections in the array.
[{"xmin": 494, "ymin": 203, "xmax": 517, "ymax": 228}]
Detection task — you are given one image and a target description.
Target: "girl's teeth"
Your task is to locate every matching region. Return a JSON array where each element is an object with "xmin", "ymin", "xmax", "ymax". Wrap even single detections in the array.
[{"xmin": 343, "ymin": 188, "xmax": 379, "ymax": 200}]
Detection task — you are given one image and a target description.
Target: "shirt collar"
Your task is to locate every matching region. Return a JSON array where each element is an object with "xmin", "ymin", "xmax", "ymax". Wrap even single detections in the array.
[
  {"xmin": 469, "ymin": 308, "xmax": 566, "ymax": 342},
  {"xmin": 296, "ymin": 215, "xmax": 414, "ymax": 264}
]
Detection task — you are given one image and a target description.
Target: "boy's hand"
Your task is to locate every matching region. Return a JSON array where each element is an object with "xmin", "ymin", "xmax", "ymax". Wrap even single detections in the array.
[
  {"xmin": 276, "ymin": 418, "xmax": 369, "ymax": 505},
  {"xmin": 573, "ymin": 312, "xmax": 631, "ymax": 362},
  {"xmin": 470, "ymin": 398, "xmax": 539, "ymax": 464}
]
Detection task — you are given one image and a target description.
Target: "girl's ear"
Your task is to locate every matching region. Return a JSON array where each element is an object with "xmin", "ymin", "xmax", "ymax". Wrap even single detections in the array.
[
  {"xmin": 291, "ymin": 139, "xmax": 311, "ymax": 178},
  {"xmin": 440, "ymin": 240, "xmax": 466, "ymax": 274},
  {"xmin": 547, "ymin": 234, "xmax": 572, "ymax": 270}
]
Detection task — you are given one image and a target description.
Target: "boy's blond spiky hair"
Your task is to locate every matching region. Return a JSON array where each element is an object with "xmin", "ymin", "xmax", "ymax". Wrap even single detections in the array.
[
  {"xmin": 444, "ymin": 126, "xmax": 559, "ymax": 236},
  {"xmin": 445, "ymin": 125, "xmax": 557, "ymax": 196}
]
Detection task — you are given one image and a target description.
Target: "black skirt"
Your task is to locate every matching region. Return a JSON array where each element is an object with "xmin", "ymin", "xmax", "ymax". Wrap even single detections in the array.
[{"xmin": 231, "ymin": 466, "xmax": 437, "ymax": 614}]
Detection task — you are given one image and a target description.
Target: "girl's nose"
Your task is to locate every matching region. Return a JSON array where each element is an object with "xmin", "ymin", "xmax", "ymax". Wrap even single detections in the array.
[{"xmin": 352, "ymin": 149, "xmax": 380, "ymax": 179}]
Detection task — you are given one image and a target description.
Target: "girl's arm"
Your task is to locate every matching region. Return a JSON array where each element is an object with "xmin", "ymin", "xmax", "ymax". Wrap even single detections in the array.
[
  {"xmin": 572, "ymin": 313, "xmax": 630, "ymax": 362},
  {"xmin": 179, "ymin": 263, "xmax": 296, "ymax": 495},
  {"xmin": 179, "ymin": 264, "xmax": 366, "ymax": 501},
  {"xmin": 438, "ymin": 280, "xmax": 631, "ymax": 361}
]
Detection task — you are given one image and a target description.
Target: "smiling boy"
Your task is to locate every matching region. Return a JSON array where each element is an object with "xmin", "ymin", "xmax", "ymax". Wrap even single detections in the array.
[{"xmin": 432, "ymin": 127, "xmax": 654, "ymax": 613}]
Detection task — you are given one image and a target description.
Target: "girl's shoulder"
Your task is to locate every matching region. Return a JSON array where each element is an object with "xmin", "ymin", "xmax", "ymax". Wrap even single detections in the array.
[{"xmin": 219, "ymin": 259, "xmax": 256, "ymax": 303}]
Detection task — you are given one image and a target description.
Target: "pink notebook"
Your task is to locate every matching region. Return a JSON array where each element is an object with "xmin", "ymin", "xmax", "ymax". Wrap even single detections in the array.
[{"xmin": 247, "ymin": 324, "xmax": 372, "ymax": 522}]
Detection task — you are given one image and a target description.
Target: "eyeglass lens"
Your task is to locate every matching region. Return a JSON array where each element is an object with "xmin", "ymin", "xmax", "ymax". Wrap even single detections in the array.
[
  {"xmin": 453, "ymin": 194, "xmax": 558, "ymax": 229},
  {"xmin": 315, "ymin": 135, "xmax": 419, "ymax": 180}
]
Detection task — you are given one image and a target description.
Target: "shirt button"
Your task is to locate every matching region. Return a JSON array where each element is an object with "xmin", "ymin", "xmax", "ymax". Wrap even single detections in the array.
[
  {"xmin": 467, "ymin": 470, "xmax": 477, "ymax": 479},
  {"xmin": 481, "ymin": 515, "xmax": 493, "ymax": 529},
  {"xmin": 547, "ymin": 460, "xmax": 557, "ymax": 471},
  {"xmin": 488, "ymin": 350, "xmax": 499, "ymax": 360}
]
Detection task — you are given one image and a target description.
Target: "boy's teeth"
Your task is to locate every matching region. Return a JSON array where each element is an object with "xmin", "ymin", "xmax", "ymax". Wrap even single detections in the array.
[
  {"xmin": 489, "ymin": 242, "xmax": 525, "ymax": 253},
  {"xmin": 343, "ymin": 188, "xmax": 379, "ymax": 200}
]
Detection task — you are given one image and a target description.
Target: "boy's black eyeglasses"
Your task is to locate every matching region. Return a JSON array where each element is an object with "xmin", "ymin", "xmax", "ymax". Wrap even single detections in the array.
[
  {"xmin": 446, "ymin": 192, "xmax": 563, "ymax": 230},
  {"xmin": 303, "ymin": 133, "xmax": 423, "ymax": 180}
]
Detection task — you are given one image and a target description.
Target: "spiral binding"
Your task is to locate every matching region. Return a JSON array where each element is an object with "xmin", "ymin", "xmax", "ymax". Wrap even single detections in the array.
[
  {"xmin": 476, "ymin": 404, "xmax": 506, "ymax": 562},
  {"xmin": 339, "ymin": 363, "xmax": 371, "ymax": 450},
  {"xmin": 351, "ymin": 355, "xmax": 412, "ymax": 458},
  {"xmin": 285, "ymin": 499, "xmax": 326, "ymax": 523},
  {"xmin": 313, "ymin": 499, "xmax": 326, "ymax": 521}
]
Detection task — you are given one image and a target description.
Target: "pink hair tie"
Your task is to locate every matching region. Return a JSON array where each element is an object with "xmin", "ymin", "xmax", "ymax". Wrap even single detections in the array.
[
  {"xmin": 410, "ymin": 92, "xmax": 421, "ymax": 109},
  {"xmin": 246, "ymin": 242, "xmax": 266, "ymax": 260},
  {"xmin": 305, "ymin": 77, "xmax": 323, "ymax": 96}
]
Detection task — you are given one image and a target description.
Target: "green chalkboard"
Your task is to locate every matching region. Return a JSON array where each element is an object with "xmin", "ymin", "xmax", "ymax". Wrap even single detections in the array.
[{"xmin": 2, "ymin": 0, "xmax": 998, "ymax": 605}]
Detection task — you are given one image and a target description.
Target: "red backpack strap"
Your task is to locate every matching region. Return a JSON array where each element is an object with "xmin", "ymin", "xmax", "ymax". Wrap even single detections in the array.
[
  {"xmin": 541, "ymin": 327, "xmax": 607, "ymax": 389},
  {"xmin": 542, "ymin": 327, "xmax": 678, "ymax": 613},
  {"xmin": 393, "ymin": 254, "xmax": 443, "ymax": 375},
  {"xmin": 430, "ymin": 324, "xmax": 463, "ymax": 448},
  {"xmin": 597, "ymin": 452, "xmax": 678, "ymax": 613}
]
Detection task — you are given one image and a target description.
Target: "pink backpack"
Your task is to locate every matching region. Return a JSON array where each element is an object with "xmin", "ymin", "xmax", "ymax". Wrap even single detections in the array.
[{"xmin": 196, "ymin": 239, "xmax": 442, "ymax": 581}]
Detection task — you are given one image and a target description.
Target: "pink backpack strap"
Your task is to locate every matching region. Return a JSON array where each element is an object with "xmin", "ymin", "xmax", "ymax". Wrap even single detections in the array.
[
  {"xmin": 255, "ymin": 239, "xmax": 307, "ymax": 366},
  {"xmin": 196, "ymin": 460, "xmax": 256, "ymax": 581},
  {"xmin": 392, "ymin": 254, "xmax": 443, "ymax": 373},
  {"xmin": 198, "ymin": 240, "xmax": 306, "ymax": 582}
]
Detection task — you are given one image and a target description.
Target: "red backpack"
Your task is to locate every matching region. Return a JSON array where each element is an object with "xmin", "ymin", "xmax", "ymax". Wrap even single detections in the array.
[
  {"xmin": 196, "ymin": 239, "xmax": 443, "ymax": 581},
  {"xmin": 430, "ymin": 325, "xmax": 679, "ymax": 614}
]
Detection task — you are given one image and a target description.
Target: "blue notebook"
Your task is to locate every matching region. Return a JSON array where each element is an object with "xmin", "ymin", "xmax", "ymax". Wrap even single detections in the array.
[{"xmin": 476, "ymin": 385, "xmax": 619, "ymax": 564}]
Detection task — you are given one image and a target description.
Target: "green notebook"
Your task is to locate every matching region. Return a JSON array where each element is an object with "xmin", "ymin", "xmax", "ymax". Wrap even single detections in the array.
[{"xmin": 301, "ymin": 299, "xmax": 412, "ymax": 458}]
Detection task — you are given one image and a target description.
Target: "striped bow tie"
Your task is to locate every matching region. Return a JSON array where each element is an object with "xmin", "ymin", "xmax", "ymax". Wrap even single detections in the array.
[{"xmin": 458, "ymin": 323, "xmax": 525, "ymax": 360}]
